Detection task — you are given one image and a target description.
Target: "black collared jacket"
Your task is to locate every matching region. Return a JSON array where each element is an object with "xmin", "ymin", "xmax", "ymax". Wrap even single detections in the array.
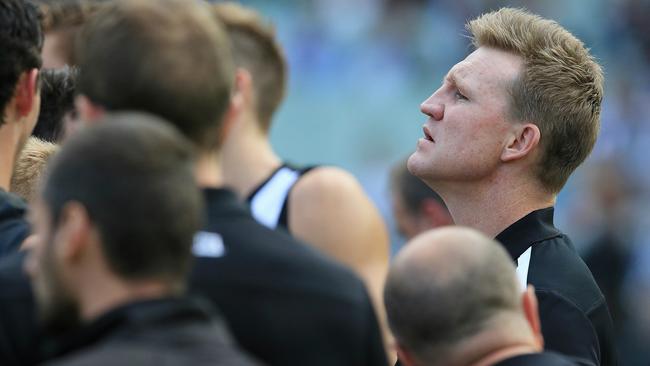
[
  {"xmin": 496, "ymin": 208, "xmax": 617, "ymax": 366},
  {"xmin": 42, "ymin": 297, "xmax": 261, "ymax": 366},
  {"xmin": 0, "ymin": 189, "xmax": 29, "ymax": 256}
]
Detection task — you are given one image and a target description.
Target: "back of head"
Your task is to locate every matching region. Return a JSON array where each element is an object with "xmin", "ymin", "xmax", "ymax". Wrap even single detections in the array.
[
  {"xmin": 39, "ymin": 0, "xmax": 100, "ymax": 67},
  {"xmin": 210, "ymin": 2, "xmax": 287, "ymax": 132},
  {"xmin": 390, "ymin": 160, "xmax": 447, "ymax": 215},
  {"xmin": 0, "ymin": 0, "xmax": 43, "ymax": 125},
  {"xmin": 32, "ymin": 66, "xmax": 77, "ymax": 142},
  {"xmin": 42, "ymin": 113, "xmax": 202, "ymax": 287},
  {"xmin": 467, "ymin": 8, "xmax": 603, "ymax": 193},
  {"xmin": 75, "ymin": 0, "xmax": 234, "ymax": 149},
  {"xmin": 384, "ymin": 227, "xmax": 521, "ymax": 365}
]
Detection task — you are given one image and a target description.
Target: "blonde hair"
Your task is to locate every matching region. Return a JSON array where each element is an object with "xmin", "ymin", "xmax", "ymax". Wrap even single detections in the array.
[
  {"xmin": 467, "ymin": 8, "xmax": 604, "ymax": 193},
  {"xmin": 210, "ymin": 2, "xmax": 287, "ymax": 132},
  {"xmin": 11, "ymin": 137, "xmax": 59, "ymax": 202}
]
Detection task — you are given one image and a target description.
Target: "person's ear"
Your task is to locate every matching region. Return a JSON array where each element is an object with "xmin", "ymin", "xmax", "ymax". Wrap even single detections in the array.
[
  {"xmin": 522, "ymin": 285, "xmax": 544, "ymax": 350},
  {"xmin": 218, "ymin": 68, "xmax": 253, "ymax": 143},
  {"xmin": 421, "ymin": 199, "xmax": 453, "ymax": 228},
  {"xmin": 75, "ymin": 95, "xmax": 105, "ymax": 125},
  {"xmin": 501, "ymin": 123, "xmax": 540, "ymax": 162},
  {"xmin": 15, "ymin": 69, "xmax": 39, "ymax": 117},
  {"xmin": 396, "ymin": 343, "xmax": 420, "ymax": 366},
  {"xmin": 55, "ymin": 202, "xmax": 93, "ymax": 264}
]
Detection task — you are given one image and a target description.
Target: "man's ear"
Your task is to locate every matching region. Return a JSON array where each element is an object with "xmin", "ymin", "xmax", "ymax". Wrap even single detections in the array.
[
  {"xmin": 396, "ymin": 343, "xmax": 420, "ymax": 366},
  {"xmin": 15, "ymin": 69, "xmax": 40, "ymax": 117},
  {"xmin": 522, "ymin": 285, "xmax": 544, "ymax": 350},
  {"xmin": 218, "ymin": 68, "xmax": 252, "ymax": 144},
  {"xmin": 55, "ymin": 202, "xmax": 93, "ymax": 264},
  {"xmin": 421, "ymin": 199, "xmax": 453, "ymax": 228},
  {"xmin": 501, "ymin": 123, "xmax": 540, "ymax": 163},
  {"xmin": 75, "ymin": 95, "xmax": 105, "ymax": 125}
]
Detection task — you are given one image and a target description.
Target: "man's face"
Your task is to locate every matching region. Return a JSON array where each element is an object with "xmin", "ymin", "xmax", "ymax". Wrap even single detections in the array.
[
  {"xmin": 391, "ymin": 193, "xmax": 427, "ymax": 241},
  {"xmin": 408, "ymin": 47, "xmax": 523, "ymax": 188},
  {"xmin": 25, "ymin": 199, "xmax": 80, "ymax": 334}
]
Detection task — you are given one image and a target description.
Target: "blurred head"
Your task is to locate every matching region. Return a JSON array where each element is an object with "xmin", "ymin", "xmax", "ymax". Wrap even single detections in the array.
[
  {"xmin": 26, "ymin": 113, "xmax": 202, "ymax": 332},
  {"xmin": 390, "ymin": 159, "xmax": 452, "ymax": 240},
  {"xmin": 32, "ymin": 66, "xmax": 77, "ymax": 142},
  {"xmin": 40, "ymin": 0, "xmax": 100, "ymax": 68},
  {"xmin": 409, "ymin": 8, "xmax": 603, "ymax": 194},
  {"xmin": 10, "ymin": 137, "xmax": 59, "ymax": 202},
  {"xmin": 384, "ymin": 227, "xmax": 543, "ymax": 366},
  {"xmin": 75, "ymin": 0, "xmax": 234, "ymax": 151},
  {"xmin": 210, "ymin": 2, "xmax": 287, "ymax": 133},
  {"xmin": 0, "ymin": 0, "xmax": 43, "ymax": 142}
]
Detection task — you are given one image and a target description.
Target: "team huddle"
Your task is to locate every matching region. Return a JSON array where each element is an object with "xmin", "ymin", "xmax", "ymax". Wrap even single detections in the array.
[{"xmin": 0, "ymin": 1, "xmax": 615, "ymax": 366}]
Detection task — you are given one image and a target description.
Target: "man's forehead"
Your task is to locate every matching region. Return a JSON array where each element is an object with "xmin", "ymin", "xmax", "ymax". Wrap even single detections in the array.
[{"xmin": 447, "ymin": 47, "xmax": 522, "ymax": 85}]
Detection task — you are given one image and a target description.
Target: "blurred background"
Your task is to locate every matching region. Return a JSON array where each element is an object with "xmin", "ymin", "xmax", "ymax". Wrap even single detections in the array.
[{"xmin": 216, "ymin": 0, "xmax": 650, "ymax": 364}]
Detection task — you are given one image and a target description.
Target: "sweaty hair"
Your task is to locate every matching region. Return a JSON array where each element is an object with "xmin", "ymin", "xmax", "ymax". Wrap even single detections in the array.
[
  {"xmin": 32, "ymin": 66, "xmax": 77, "ymax": 142},
  {"xmin": 467, "ymin": 8, "xmax": 603, "ymax": 193},
  {"xmin": 75, "ymin": 0, "xmax": 234, "ymax": 150},
  {"xmin": 42, "ymin": 113, "xmax": 202, "ymax": 288},
  {"xmin": 390, "ymin": 159, "xmax": 447, "ymax": 214},
  {"xmin": 384, "ymin": 229, "xmax": 521, "ymax": 364},
  {"xmin": 11, "ymin": 137, "xmax": 59, "ymax": 202},
  {"xmin": 210, "ymin": 2, "xmax": 287, "ymax": 132},
  {"xmin": 0, "ymin": 0, "xmax": 43, "ymax": 126}
]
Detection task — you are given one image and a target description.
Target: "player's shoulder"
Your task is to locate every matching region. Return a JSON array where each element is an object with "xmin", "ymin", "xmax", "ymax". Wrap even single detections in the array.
[{"xmin": 291, "ymin": 166, "xmax": 368, "ymax": 206}]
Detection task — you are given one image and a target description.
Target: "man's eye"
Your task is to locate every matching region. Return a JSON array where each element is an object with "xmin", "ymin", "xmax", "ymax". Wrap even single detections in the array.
[{"xmin": 455, "ymin": 90, "xmax": 468, "ymax": 100}]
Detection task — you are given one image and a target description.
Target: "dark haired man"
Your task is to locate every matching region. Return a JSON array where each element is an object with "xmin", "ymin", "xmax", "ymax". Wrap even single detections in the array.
[
  {"xmin": 73, "ymin": 1, "xmax": 387, "ymax": 365},
  {"xmin": 0, "ymin": 0, "xmax": 43, "ymax": 255},
  {"xmin": 389, "ymin": 159, "xmax": 452, "ymax": 240},
  {"xmin": 26, "ymin": 114, "xmax": 260, "ymax": 366}
]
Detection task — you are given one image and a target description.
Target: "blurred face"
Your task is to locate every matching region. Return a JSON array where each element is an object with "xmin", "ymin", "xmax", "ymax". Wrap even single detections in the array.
[
  {"xmin": 25, "ymin": 199, "xmax": 80, "ymax": 334},
  {"xmin": 391, "ymin": 193, "xmax": 430, "ymax": 240},
  {"xmin": 408, "ymin": 47, "xmax": 523, "ymax": 188}
]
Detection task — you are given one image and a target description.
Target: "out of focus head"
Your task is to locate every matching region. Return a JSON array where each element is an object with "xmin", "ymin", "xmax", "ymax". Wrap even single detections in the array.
[
  {"xmin": 26, "ymin": 113, "xmax": 202, "ymax": 333},
  {"xmin": 409, "ymin": 8, "xmax": 603, "ymax": 195},
  {"xmin": 32, "ymin": 66, "xmax": 77, "ymax": 142},
  {"xmin": 390, "ymin": 159, "xmax": 452, "ymax": 240},
  {"xmin": 210, "ymin": 2, "xmax": 287, "ymax": 133},
  {"xmin": 75, "ymin": 0, "xmax": 234, "ymax": 151},
  {"xmin": 384, "ymin": 227, "xmax": 542, "ymax": 366},
  {"xmin": 0, "ymin": 0, "xmax": 43, "ymax": 150},
  {"xmin": 40, "ymin": 0, "xmax": 100, "ymax": 68}
]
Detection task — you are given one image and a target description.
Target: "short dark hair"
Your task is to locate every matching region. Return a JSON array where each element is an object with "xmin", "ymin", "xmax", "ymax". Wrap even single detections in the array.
[
  {"xmin": 32, "ymin": 67, "xmax": 77, "ymax": 142},
  {"xmin": 0, "ymin": 0, "xmax": 43, "ymax": 126},
  {"xmin": 42, "ymin": 113, "xmax": 202, "ymax": 287},
  {"xmin": 210, "ymin": 2, "xmax": 287, "ymax": 132},
  {"xmin": 75, "ymin": 0, "xmax": 234, "ymax": 150},
  {"xmin": 390, "ymin": 159, "xmax": 447, "ymax": 214}
]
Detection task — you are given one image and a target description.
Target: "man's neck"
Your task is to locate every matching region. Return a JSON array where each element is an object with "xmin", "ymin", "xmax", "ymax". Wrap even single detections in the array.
[
  {"xmin": 0, "ymin": 121, "xmax": 21, "ymax": 191},
  {"xmin": 469, "ymin": 344, "xmax": 539, "ymax": 366},
  {"xmin": 195, "ymin": 151, "xmax": 225, "ymax": 189},
  {"xmin": 437, "ymin": 176, "xmax": 555, "ymax": 238},
  {"xmin": 220, "ymin": 115, "xmax": 281, "ymax": 198},
  {"xmin": 80, "ymin": 277, "xmax": 176, "ymax": 322}
]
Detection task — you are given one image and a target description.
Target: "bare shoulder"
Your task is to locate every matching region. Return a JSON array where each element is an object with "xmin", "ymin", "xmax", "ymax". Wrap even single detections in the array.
[{"xmin": 288, "ymin": 166, "xmax": 389, "ymax": 264}]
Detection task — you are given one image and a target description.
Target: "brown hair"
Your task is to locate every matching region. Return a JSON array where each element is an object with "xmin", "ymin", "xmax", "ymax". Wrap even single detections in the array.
[
  {"xmin": 11, "ymin": 137, "xmax": 59, "ymax": 202},
  {"xmin": 467, "ymin": 8, "xmax": 604, "ymax": 193},
  {"xmin": 210, "ymin": 2, "xmax": 287, "ymax": 132},
  {"xmin": 75, "ymin": 0, "xmax": 234, "ymax": 150},
  {"xmin": 40, "ymin": 0, "xmax": 101, "ymax": 65}
]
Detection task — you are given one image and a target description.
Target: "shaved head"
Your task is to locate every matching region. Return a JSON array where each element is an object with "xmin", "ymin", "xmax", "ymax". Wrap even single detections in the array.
[{"xmin": 384, "ymin": 227, "xmax": 522, "ymax": 365}]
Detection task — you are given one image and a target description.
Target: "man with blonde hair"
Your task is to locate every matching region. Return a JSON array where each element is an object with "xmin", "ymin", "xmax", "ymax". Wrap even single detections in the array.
[
  {"xmin": 385, "ymin": 227, "xmax": 580, "ymax": 366},
  {"xmin": 209, "ymin": 3, "xmax": 391, "ymax": 355},
  {"xmin": 408, "ymin": 8, "xmax": 614, "ymax": 365}
]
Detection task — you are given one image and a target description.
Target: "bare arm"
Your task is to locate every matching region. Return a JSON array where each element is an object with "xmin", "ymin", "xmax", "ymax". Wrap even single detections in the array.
[{"xmin": 287, "ymin": 166, "xmax": 393, "ymax": 363}]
